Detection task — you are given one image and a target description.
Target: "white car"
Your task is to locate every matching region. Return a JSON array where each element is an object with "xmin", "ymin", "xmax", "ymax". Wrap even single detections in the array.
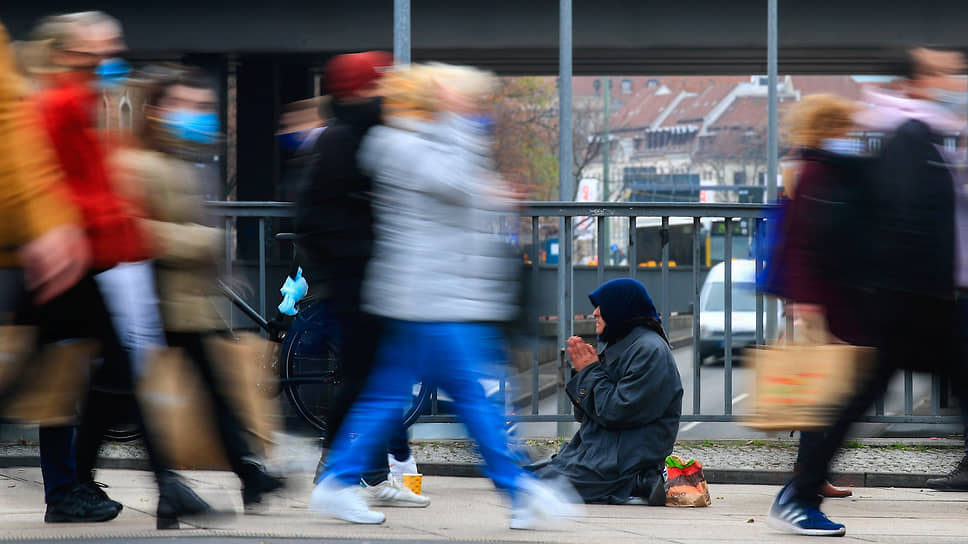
[{"xmin": 698, "ymin": 259, "xmax": 778, "ymax": 361}]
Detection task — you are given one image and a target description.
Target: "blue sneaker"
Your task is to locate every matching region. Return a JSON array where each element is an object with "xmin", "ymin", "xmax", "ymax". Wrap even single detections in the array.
[{"xmin": 768, "ymin": 483, "xmax": 846, "ymax": 537}]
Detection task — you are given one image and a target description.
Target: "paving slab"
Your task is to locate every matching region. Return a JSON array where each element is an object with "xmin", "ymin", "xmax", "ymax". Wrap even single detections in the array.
[{"xmin": 3, "ymin": 467, "xmax": 968, "ymax": 543}]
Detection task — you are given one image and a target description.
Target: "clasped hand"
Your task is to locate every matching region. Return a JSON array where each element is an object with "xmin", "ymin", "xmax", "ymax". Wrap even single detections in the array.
[{"xmin": 567, "ymin": 336, "xmax": 599, "ymax": 372}]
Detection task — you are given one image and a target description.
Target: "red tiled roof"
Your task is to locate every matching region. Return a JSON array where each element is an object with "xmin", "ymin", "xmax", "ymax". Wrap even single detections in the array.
[
  {"xmin": 790, "ymin": 76, "xmax": 863, "ymax": 101},
  {"xmin": 660, "ymin": 83, "xmax": 737, "ymax": 127},
  {"xmin": 611, "ymin": 88, "xmax": 678, "ymax": 130},
  {"xmin": 711, "ymin": 96, "xmax": 767, "ymax": 129}
]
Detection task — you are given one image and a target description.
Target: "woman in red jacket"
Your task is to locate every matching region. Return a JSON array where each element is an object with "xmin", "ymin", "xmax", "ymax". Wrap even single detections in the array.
[{"xmin": 23, "ymin": 12, "xmax": 211, "ymax": 528}]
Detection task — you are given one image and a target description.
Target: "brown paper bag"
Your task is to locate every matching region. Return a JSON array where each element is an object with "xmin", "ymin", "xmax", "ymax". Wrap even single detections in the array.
[
  {"xmin": 744, "ymin": 314, "xmax": 874, "ymax": 431},
  {"xmin": 139, "ymin": 333, "xmax": 279, "ymax": 470},
  {"xmin": 0, "ymin": 326, "xmax": 96, "ymax": 426}
]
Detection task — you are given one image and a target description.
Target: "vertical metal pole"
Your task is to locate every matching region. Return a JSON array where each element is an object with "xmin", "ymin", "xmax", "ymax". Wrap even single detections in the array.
[
  {"xmin": 258, "ymin": 218, "xmax": 267, "ymax": 320},
  {"xmin": 932, "ymin": 374, "xmax": 942, "ymax": 417},
  {"xmin": 765, "ymin": 0, "xmax": 779, "ymax": 341},
  {"xmin": 754, "ymin": 218, "xmax": 764, "ymax": 345},
  {"xmin": 692, "ymin": 217, "xmax": 702, "ymax": 415},
  {"xmin": 724, "ymin": 218, "xmax": 733, "ymax": 414},
  {"xmin": 904, "ymin": 369, "xmax": 914, "ymax": 415},
  {"xmin": 225, "ymin": 217, "xmax": 234, "ymax": 331},
  {"xmin": 557, "ymin": 0, "xmax": 574, "ymax": 437},
  {"xmin": 597, "ymin": 216, "xmax": 606, "ymax": 286},
  {"xmin": 394, "ymin": 0, "xmax": 411, "ymax": 64},
  {"xmin": 532, "ymin": 216, "xmax": 541, "ymax": 415},
  {"xmin": 602, "ymin": 77, "xmax": 611, "ymax": 254},
  {"xmin": 628, "ymin": 217, "xmax": 637, "ymax": 278},
  {"xmin": 559, "ymin": 0, "xmax": 574, "ymax": 204},
  {"xmin": 661, "ymin": 216, "xmax": 670, "ymax": 321}
]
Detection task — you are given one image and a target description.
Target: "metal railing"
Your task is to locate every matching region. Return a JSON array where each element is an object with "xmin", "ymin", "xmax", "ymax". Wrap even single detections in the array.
[{"xmin": 206, "ymin": 201, "xmax": 960, "ymax": 427}]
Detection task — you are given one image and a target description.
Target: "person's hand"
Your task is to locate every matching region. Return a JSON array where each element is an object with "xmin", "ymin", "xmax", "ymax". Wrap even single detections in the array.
[
  {"xmin": 18, "ymin": 226, "xmax": 91, "ymax": 304},
  {"xmin": 567, "ymin": 335, "xmax": 599, "ymax": 372}
]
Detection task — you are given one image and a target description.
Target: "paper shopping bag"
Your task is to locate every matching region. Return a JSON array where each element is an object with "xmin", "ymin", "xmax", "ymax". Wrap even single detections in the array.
[
  {"xmin": 0, "ymin": 326, "xmax": 95, "ymax": 425},
  {"xmin": 743, "ymin": 312, "xmax": 874, "ymax": 431},
  {"xmin": 139, "ymin": 333, "xmax": 279, "ymax": 469},
  {"xmin": 665, "ymin": 455, "xmax": 711, "ymax": 507}
]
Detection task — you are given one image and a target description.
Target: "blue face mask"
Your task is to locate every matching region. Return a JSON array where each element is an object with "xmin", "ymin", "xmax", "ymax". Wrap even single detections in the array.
[
  {"xmin": 162, "ymin": 109, "xmax": 220, "ymax": 144},
  {"xmin": 465, "ymin": 114, "xmax": 495, "ymax": 135},
  {"xmin": 95, "ymin": 58, "xmax": 130, "ymax": 90}
]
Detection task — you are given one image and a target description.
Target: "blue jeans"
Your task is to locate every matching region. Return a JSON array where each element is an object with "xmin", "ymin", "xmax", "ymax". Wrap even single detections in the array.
[{"xmin": 319, "ymin": 320, "xmax": 530, "ymax": 497}]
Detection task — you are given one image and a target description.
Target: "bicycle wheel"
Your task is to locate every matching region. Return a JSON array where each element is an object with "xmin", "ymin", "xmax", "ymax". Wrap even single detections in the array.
[
  {"xmin": 104, "ymin": 424, "xmax": 142, "ymax": 442},
  {"xmin": 279, "ymin": 307, "xmax": 433, "ymax": 438}
]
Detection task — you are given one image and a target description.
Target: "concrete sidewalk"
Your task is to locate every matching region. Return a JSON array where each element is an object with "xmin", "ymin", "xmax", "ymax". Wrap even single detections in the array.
[{"xmin": 3, "ymin": 467, "xmax": 968, "ymax": 543}]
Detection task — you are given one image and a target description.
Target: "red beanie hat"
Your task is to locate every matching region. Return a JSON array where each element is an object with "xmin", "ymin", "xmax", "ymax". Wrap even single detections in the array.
[{"xmin": 325, "ymin": 51, "xmax": 393, "ymax": 99}]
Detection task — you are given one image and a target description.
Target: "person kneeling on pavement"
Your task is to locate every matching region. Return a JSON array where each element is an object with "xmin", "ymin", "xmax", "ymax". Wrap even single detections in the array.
[{"xmin": 534, "ymin": 278, "xmax": 683, "ymax": 505}]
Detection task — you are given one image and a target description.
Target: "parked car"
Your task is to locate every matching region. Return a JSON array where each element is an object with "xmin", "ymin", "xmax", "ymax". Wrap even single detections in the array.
[{"xmin": 698, "ymin": 259, "xmax": 778, "ymax": 362}]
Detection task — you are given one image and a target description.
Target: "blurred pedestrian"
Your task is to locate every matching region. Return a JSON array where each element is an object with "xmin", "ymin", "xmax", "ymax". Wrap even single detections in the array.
[
  {"xmin": 0, "ymin": 19, "xmax": 88, "ymax": 313},
  {"xmin": 309, "ymin": 63, "xmax": 582, "ymax": 529},
  {"xmin": 769, "ymin": 94, "xmax": 874, "ymax": 500},
  {"xmin": 114, "ymin": 68, "xmax": 284, "ymax": 518},
  {"xmin": 18, "ymin": 12, "xmax": 211, "ymax": 526},
  {"xmin": 277, "ymin": 96, "xmax": 327, "ymax": 201},
  {"xmin": 768, "ymin": 48, "xmax": 968, "ymax": 538},
  {"xmin": 295, "ymin": 52, "xmax": 426, "ymax": 506}
]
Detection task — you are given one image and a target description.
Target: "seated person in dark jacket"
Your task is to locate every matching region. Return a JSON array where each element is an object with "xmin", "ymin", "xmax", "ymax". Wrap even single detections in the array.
[{"xmin": 536, "ymin": 278, "xmax": 683, "ymax": 504}]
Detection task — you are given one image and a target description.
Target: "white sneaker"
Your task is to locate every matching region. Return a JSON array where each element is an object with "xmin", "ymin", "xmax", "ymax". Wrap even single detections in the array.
[
  {"xmin": 363, "ymin": 478, "xmax": 430, "ymax": 508},
  {"xmin": 308, "ymin": 477, "xmax": 386, "ymax": 524},
  {"xmin": 388, "ymin": 453, "xmax": 418, "ymax": 475},
  {"xmin": 510, "ymin": 477, "xmax": 584, "ymax": 530}
]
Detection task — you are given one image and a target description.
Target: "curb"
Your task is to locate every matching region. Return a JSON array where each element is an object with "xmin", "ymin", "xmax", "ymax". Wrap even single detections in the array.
[{"xmin": 0, "ymin": 455, "xmax": 946, "ymax": 489}]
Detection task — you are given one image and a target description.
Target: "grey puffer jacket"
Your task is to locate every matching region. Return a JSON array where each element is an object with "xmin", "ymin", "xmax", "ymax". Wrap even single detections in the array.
[{"xmin": 358, "ymin": 113, "xmax": 518, "ymax": 322}]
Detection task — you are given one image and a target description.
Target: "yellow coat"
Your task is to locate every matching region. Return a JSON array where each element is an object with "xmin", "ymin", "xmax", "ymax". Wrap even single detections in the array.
[{"xmin": 0, "ymin": 22, "xmax": 78, "ymax": 267}]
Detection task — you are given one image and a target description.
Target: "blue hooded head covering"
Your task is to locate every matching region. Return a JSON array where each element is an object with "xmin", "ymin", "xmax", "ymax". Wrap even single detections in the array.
[{"xmin": 589, "ymin": 278, "xmax": 661, "ymax": 344}]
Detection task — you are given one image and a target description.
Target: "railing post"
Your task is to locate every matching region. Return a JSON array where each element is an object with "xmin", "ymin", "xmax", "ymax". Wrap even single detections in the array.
[
  {"xmin": 258, "ymin": 217, "xmax": 266, "ymax": 320},
  {"xmin": 692, "ymin": 217, "xmax": 702, "ymax": 416},
  {"xmin": 597, "ymin": 216, "xmax": 606, "ymax": 286},
  {"xmin": 531, "ymin": 216, "xmax": 541, "ymax": 415},
  {"xmin": 661, "ymin": 216, "xmax": 670, "ymax": 322},
  {"xmin": 724, "ymin": 217, "xmax": 733, "ymax": 415}
]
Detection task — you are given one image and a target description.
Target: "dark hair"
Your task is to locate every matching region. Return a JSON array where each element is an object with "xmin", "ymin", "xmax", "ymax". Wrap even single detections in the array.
[{"xmin": 884, "ymin": 48, "xmax": 917, "ymax": 80}]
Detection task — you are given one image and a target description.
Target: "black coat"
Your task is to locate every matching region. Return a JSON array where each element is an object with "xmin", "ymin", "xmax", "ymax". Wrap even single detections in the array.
[
  {"xmin": 295, "ymin": 99, "xmax": 382, "ymax": 286},
  {"xmin": 537, "ymin": 326, "xmax": 682, "ymax": 504},
  {"xmin": 872, "ymin": 119, "xmax": 956, "ymax": 298}
]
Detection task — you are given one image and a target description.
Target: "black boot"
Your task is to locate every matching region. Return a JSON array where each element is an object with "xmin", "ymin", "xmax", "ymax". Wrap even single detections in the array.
[
  {"xmin": 240, "ymin": 459, "xmax": 285, "ymax": 509},
  {"xmin": 156, "ymin": 472, "xmax": 212, "ymax": 530},
  {"xmin": 926, "ymin": 456, "xmax": 968, "ymax": 490}
]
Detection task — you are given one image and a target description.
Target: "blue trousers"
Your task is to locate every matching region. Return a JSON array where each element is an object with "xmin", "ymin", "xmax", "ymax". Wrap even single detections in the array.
[{"xmin": 320, "ymin": 320, "xmax": 529, "ymax": 497}]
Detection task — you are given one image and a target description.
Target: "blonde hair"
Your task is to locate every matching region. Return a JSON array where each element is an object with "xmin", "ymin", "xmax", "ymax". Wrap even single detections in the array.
[
  {"xmin": 379, "ymin": 63, "xmax": 498, "ymax": 125},
  {"xmin": 783, "ymin": 94, "xmax": 859, "ymax": 150}
]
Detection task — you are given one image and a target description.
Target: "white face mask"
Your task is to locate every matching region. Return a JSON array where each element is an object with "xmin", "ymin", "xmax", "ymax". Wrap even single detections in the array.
[
  {"xmin": 931, "ymin": 88, "xmax": 968, "ymax": 114},
  {"xmin": 821, "ymin": 138, "xmax": 863, "ymax": 156}
]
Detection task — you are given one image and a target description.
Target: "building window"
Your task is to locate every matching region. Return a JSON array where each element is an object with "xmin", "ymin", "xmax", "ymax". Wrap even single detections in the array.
[
  {"xmin": 621, "ymin": 79, "xmax": 633, "ymax": 94},
  {"xmin": 647, "ymin": 78, "xmax": 659, "ymax": 88},
  {"xmin": 593, "ymin": 79, "xmax": 601, "ymax": 95}
]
